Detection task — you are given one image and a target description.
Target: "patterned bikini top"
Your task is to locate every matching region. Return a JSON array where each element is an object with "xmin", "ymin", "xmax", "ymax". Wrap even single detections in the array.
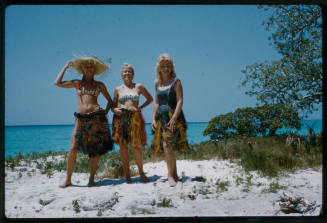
[
  {"xmin": 76, "ymin": 81, "xmax": 100, "ymax": 97},
  {"xmin": 118, "ymin": 92, "xmax": 140, "ymax": 103}
]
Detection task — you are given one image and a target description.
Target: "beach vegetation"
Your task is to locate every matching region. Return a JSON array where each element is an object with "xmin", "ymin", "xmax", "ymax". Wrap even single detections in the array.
[
  {"xmin": 215, "ymin": 179, "xmax": 229, "ymax": 193},
  {"xmin": 96, "ymin": 153, "xmax": 138, "ymax": 179},
  {"xmin": 72, "ymin": 200, "xmax": 81, "ymax": 213},
  {"xmin": 39, "ymin": 199, "xmax": 54, "ymax": 206},
  {"xmin": 242, "ymin": 174, "xmax": 254, "ymax": 192},
  {"xmin": 203, "ymin": 104, "xmax": 300, "ymax": 140},
  {"xmin": 138, "ymin": 208, "xmax": 156, "ymax": 215},
  {"xmin": 168, "ymin": 135, "xmax": 321, "ymax": 178},
  {"xmin": 187, "ymin": 193, "xmax": 197, "ymax": 200},
  {"xmin": 97, "ymin": 209, "xmax": 103, "ymax": 216},
  {"xmin": 38, "ymin": 199, "xmax": 44, "ymax": 206},
  {"xmin": 246, "ymin": 174, "xmax": 253, "ymax": 186},
  {"xmin": 262, "ymin": 181, "xmax": 287, "ymax": 193},
  {"xmin": 241, "ymin": 5, "xmax": 322, "ymax": 118},
  {"xmin": 200, "ymin": 5, "xmax": 322, "ymax": 179},
  {"xmin": 156, "ymin": 197, "xmax": 174, "ymax": 208},
  {"xmin": 198, "ymin": 184, "xmax": 213, "ymax": 196}
]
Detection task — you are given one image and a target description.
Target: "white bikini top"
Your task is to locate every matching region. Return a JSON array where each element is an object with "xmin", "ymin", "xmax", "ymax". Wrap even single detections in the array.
[{"xmin": 118, "ymin": 92, "xmax": 140, "ymax": 103}]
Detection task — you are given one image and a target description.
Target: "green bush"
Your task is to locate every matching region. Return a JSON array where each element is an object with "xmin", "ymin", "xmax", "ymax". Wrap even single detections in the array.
[{"xmin": 203, "ymin": 104, "xmax": 300, "ymax": 140}]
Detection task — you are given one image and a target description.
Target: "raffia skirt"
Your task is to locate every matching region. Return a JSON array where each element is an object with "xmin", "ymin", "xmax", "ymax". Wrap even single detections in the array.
[
  {"xmin": 74, "ymin": 109, "xmax": 113, "ymax": 157},
  {"xmin": 152, "ymin": 110, "xmax": 188, "ymax": 156},
  {"xmin": 112, "ymin": 109, "xmax": 147, "ymax": 148}
]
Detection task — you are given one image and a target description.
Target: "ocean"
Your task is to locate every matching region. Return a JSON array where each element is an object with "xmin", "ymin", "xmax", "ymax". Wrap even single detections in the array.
[{"xmin": 4, "ymin": 120, "xmax": 322, "ymax": 159}]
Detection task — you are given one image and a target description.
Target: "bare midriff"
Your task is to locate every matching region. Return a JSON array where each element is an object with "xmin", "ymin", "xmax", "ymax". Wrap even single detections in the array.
[
  {"xmin": 119, "ymin": 100, "xmax": 139, "ymax": 111},
  {"xmin": 77, "ymin": 94, "xmax": 101, "ymax": 114}
]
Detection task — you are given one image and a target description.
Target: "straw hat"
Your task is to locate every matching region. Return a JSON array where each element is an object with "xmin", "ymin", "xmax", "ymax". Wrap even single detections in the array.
[{"xmin": 71, "ymin": 57, "xmax": 108, "ymax": 75}]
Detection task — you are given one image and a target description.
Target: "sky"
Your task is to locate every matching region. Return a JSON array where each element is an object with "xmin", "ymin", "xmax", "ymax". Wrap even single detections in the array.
[{"xmin": 4, "ymin": 4, "xmax": 322, "ymax": 125}]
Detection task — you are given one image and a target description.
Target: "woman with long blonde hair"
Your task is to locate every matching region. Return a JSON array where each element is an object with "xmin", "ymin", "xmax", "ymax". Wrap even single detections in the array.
[{"xmin": 151, "ymin": 54, "xmax": 188, "ymax": 187}]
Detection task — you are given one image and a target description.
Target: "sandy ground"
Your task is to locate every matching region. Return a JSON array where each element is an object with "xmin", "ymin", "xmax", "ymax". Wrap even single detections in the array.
[{"xmin": 4, "ymin": 157, "xmax": 322, "ymax": 218}]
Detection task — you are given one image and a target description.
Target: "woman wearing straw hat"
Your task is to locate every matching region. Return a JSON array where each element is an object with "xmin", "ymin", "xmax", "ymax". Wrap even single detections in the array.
[
  {"xmin": 112, "ymin": 63, "xmax": 153, "ymax": 183},
  {"xmin": 151, "ymin": 53, "xmax": 188, "ymax": 187},
  {"xmin": 54, "ymin": 57, "xmax": 113, "ymax": 188}
]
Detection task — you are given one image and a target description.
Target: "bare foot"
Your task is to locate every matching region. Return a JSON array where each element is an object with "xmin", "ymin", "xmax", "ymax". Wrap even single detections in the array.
[
  {"xmin": 140, "ymin": 174, "xmax": 149, "ymax": 182},
  {"xmin": 59, "ymin": 181, "xmax": 72, "ymax": 188},
  {"xmin": 87, "ymin": 181, "xmax": 96, "ymax": 187},
  {"xmin": 168, "ymin": 177, "xmax": 177, "ymax": 187},
  {"xmin": 126, "ymin": 177, "xmax": 132, "ymax": 184}
]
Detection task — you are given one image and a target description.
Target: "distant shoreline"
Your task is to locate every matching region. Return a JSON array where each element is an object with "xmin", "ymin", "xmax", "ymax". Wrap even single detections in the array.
[{"xmin": 4, "ymin": 119, "xmax": 323, "ymax": 127}]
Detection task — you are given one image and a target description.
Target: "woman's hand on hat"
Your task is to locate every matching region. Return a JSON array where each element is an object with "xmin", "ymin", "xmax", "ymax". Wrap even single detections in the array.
[{"xmin": 65, "ymin": 61, "xmax": 73, "ymax": 69}]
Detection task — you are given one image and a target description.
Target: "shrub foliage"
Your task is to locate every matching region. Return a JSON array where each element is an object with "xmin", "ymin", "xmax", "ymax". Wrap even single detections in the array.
[{"xmin": 203, "ymin": 104, "xmax": 300, "ymax": 141}]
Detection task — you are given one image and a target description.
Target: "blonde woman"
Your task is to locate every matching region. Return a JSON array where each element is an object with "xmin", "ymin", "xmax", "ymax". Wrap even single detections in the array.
[
  {"xmin": 112, "ymin": 63, "xmax": 153, "ymax": 183},
  {"xmin": 151, "ymin": 54, "xmax": 188, "ymax": 187},
  {"xmin": 55, "ymin": 57, "xmax": 113, "ymax": 188}
]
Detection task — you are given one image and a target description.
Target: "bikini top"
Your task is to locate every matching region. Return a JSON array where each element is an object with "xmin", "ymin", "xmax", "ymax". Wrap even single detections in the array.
[
  {"xmin": 76, "ymin": 81, "xmax": 100, "ymax": 97},
  {"xmin": 118, "ymin": 92, "xmax": 140, "ymax": 103},
  {"xmin": 156, "ymin": 78, "xmax": 179, "ymax": 112}
]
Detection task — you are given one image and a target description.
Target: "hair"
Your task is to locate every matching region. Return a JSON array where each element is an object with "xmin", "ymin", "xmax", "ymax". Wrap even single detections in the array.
[
  {"xmin": 155, "ymin": 53, "xmax": 176, "ymax": 86},
  {"xmin": 120, "ymin": 63, "xmax": 134, "ymax": 76}
]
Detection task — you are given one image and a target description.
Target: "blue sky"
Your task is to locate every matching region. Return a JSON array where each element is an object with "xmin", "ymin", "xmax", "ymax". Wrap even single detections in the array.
[{"xmin": 5, "ymin": 5, "xmax": 322, "ymax": 125}]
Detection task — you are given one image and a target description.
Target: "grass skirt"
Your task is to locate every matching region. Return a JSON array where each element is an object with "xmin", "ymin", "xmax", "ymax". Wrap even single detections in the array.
[
  {"xmin": 74, "ymin": 109, "xmax": 113, "ymax": 157},
  {"xmin": 112, "ymin": 109, "xmax": 147, "ymax": 148},
  {"xmin": 152, "ymin": 110, "xmax": 188, "ymax": 156}
]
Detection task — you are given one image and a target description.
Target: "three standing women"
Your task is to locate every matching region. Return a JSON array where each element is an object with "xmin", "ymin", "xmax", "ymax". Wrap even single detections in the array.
[{"xmin": 56, "ymin": 54, "xmax": 188, "ymax": 188}]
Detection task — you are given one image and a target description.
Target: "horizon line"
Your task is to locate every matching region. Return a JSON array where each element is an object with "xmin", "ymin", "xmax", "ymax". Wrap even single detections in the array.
[{"xmin": 4, "ymin": 119, "xmax": 323, "ymax": 127}]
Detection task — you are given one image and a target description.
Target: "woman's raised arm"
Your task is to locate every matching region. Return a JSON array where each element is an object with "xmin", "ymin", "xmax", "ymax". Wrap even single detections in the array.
[{"xmin": 54, "ymin": 61, "xmax": 77, "ymax": 88}]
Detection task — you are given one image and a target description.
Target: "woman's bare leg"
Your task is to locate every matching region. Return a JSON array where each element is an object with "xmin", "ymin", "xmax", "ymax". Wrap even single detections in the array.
[
  {"xmin": 88, "ymin": 155, "xmax": 99, "ymax": 186},
  {"xmin": 59, "ymin": 122, "xmax": 78, "ymax": 188},
  {"xmin": 119, "ymin": 143, "xmax": 131, "ymax": 183},
  {"xmin": 131, "ymin": 147, "xmax": 148, "ymax": 182},
  {"xmin": 163, "ymin": 141, "xmax": 177, "ymax": 187},
  {"xmin": 173, "ymin": 161, "xmax": 178, "ymax": 180}
]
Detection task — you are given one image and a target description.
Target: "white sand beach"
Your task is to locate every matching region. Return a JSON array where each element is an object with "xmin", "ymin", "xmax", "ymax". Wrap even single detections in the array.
[{"xmin": 5, "ymin": 157, "xmax": 322, "ymax": 218}]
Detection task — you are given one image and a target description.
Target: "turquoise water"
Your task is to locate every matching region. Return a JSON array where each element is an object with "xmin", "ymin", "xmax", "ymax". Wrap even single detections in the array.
[
  {"xmin": 4, "ymin": 120, "xmax": 322, "ymax": 158},
  {"xmin": 4, "ymin": 122, "xmax": 210, "ymax": 158}
]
